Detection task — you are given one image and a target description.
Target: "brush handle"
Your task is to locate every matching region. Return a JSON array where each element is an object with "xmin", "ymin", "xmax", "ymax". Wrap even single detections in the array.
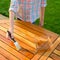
[{"xmin": 7, "ymin": 30, "xmax": 16, "ymax": 42}]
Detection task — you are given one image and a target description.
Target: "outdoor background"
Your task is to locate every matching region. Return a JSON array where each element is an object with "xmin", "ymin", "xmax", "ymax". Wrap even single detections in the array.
[{"xmin": 0, "ymin": 0, "xmax": 60, "ymax": 35}]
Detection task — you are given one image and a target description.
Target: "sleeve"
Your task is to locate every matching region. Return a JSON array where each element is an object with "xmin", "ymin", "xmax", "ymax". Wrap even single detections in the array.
[
  {"xmin": 9, "ymin": 0, "xmax": 19, "ymax": 13},
  {"xmin": 41, "ymin": 0, "xmax": 47, "ymax": 7}
]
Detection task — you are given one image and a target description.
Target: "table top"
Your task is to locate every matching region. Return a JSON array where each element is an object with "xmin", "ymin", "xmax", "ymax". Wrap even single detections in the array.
[{"xmin": 0, "ymin": 20, "xmax": 60, "ymax": 60}]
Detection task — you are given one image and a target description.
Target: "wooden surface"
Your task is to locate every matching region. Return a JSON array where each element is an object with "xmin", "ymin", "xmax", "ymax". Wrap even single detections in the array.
[{"xmin": 0, "ymin": 20, "xmax": 60, "ymax": 60}]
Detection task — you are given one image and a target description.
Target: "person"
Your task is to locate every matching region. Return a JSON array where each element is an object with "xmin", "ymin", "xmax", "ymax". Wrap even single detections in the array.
[{"xmin": 6, "ymin": 0, "xmax": 47, "ymax": 41}]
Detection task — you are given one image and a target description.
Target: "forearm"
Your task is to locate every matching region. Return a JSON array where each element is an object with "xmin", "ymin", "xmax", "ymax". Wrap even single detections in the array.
[
  {"xmin": 9, "ymin": 10, "xmax": 15, "ymax": 33},
  {"xmin": 40, "ymin": 7, "xmax": 45, "ymax": 26}
]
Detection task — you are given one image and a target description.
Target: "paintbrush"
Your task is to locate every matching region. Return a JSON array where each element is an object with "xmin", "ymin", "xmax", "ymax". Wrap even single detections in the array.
[{"xmin": 7, "ymin": 30, "xmax": 21, "ymax": 50}]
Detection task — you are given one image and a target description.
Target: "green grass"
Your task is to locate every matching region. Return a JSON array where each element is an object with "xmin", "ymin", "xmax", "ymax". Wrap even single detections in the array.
[
  {"xmin": 0, "ymin": 0, "xmax": 60, "ymax": 34},
  {"xmin": 45, "ymin": 0, "xmax": 60, "ymax": 34},
  {"xmin": 0, "ymin": 0, "xmax": 10, "ymax": 17}
]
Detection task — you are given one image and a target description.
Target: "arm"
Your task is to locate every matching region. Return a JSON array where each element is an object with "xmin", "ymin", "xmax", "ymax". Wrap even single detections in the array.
[
  {"xmin": 40, "ymin": 0, "xmax": 47, "ymax": 26},
  {"xmin": 7, "ymin": 0, "xmax": 19, "ymax": 37},
  {"xmin": 40, "ymin": 7, "xmax": 45, "ymax": 26},
  {"xmin": 9, "ymin": 10, "xmax": 15, "ymax": 35}
]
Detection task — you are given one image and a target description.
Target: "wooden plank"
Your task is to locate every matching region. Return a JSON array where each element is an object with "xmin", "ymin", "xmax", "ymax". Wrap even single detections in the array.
[
  {"xmin": 0, "ymin": 29, "xmax": 16, "ymax": 48},
  {"xmin": 50, "ymin": 53, "xmax": 60, "ymax": 60},
  {"xmin": 20, "ymin": 49, "xmax": 34, "ymax": 59},
  {"xmin": 31, "ymin": 50, "xmax": 46, "ymax": 60},
  {"xmin": 0, "ymin": 15, "xmax": 8, "ymax": 20},
  {"xmin": 0, "ymin": 20, "xmax": 8, "ymax": 23},
  {"xmin": 16, "ymin": 20, "xmax": 58, "ymax": 42},
  {"xmin": 0, "ymin": 54, "xmax": 8, "ymax": 60},
  {"xmin": 54, "ymin": 49, "xmax": 60, "ymax": 56},
  {"xmin": 56, "ymin": 43, "xmax": 60, "ymax": 51},
  {"xmin": 0, "ymin": 46, "xmax": 19, "ymax": 60},
  {"xmin": 39, "ymin": 37, "xmax": 60, "ymax": 60},
  {"xmin": 47, "ymin": 57, "xmax": 53, "ymax": 60},
  {"xmin": 0, "ymin": 40, "xmax": 30, "ymax": 60},
  {"xmin": 27, "ymin": 53, "xmax": 34, "ymax": 59}
]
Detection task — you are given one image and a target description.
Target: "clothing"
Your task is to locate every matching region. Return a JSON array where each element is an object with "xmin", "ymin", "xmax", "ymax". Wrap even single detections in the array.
[{"xmin": 9, "ymin": 0, "xmax": 47, "ymax": 23}]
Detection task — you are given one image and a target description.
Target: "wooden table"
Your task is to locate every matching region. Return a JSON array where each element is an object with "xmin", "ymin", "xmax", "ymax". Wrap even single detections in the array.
[{"xmin": 0, "ymin": 20, "xmax": 60, "ymax": 60}]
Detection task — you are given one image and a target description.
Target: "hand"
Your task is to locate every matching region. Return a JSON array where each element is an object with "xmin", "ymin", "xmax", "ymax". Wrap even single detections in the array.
[
  {"xmin": 6, "ymin": 29, "xmax": 14, "ymax": 39},
  {"xmin": 39, "ymin": 20, "xmax": 44, "ymax": 27}
]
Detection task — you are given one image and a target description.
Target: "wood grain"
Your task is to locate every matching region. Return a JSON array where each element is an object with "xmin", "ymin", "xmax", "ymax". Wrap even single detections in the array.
[
  {"xmin": 0, "ymin": 20, "xmax": 60, "ymax": 60},
  {"xmin": 0, "ymin": 54, "xmax": 8, "ymax": 60}
]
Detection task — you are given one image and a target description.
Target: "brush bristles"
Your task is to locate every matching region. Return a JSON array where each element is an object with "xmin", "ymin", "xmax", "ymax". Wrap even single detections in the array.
[{"xmin": 14, "ymin": 42, "xmax": 21, "ymax": 50}]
